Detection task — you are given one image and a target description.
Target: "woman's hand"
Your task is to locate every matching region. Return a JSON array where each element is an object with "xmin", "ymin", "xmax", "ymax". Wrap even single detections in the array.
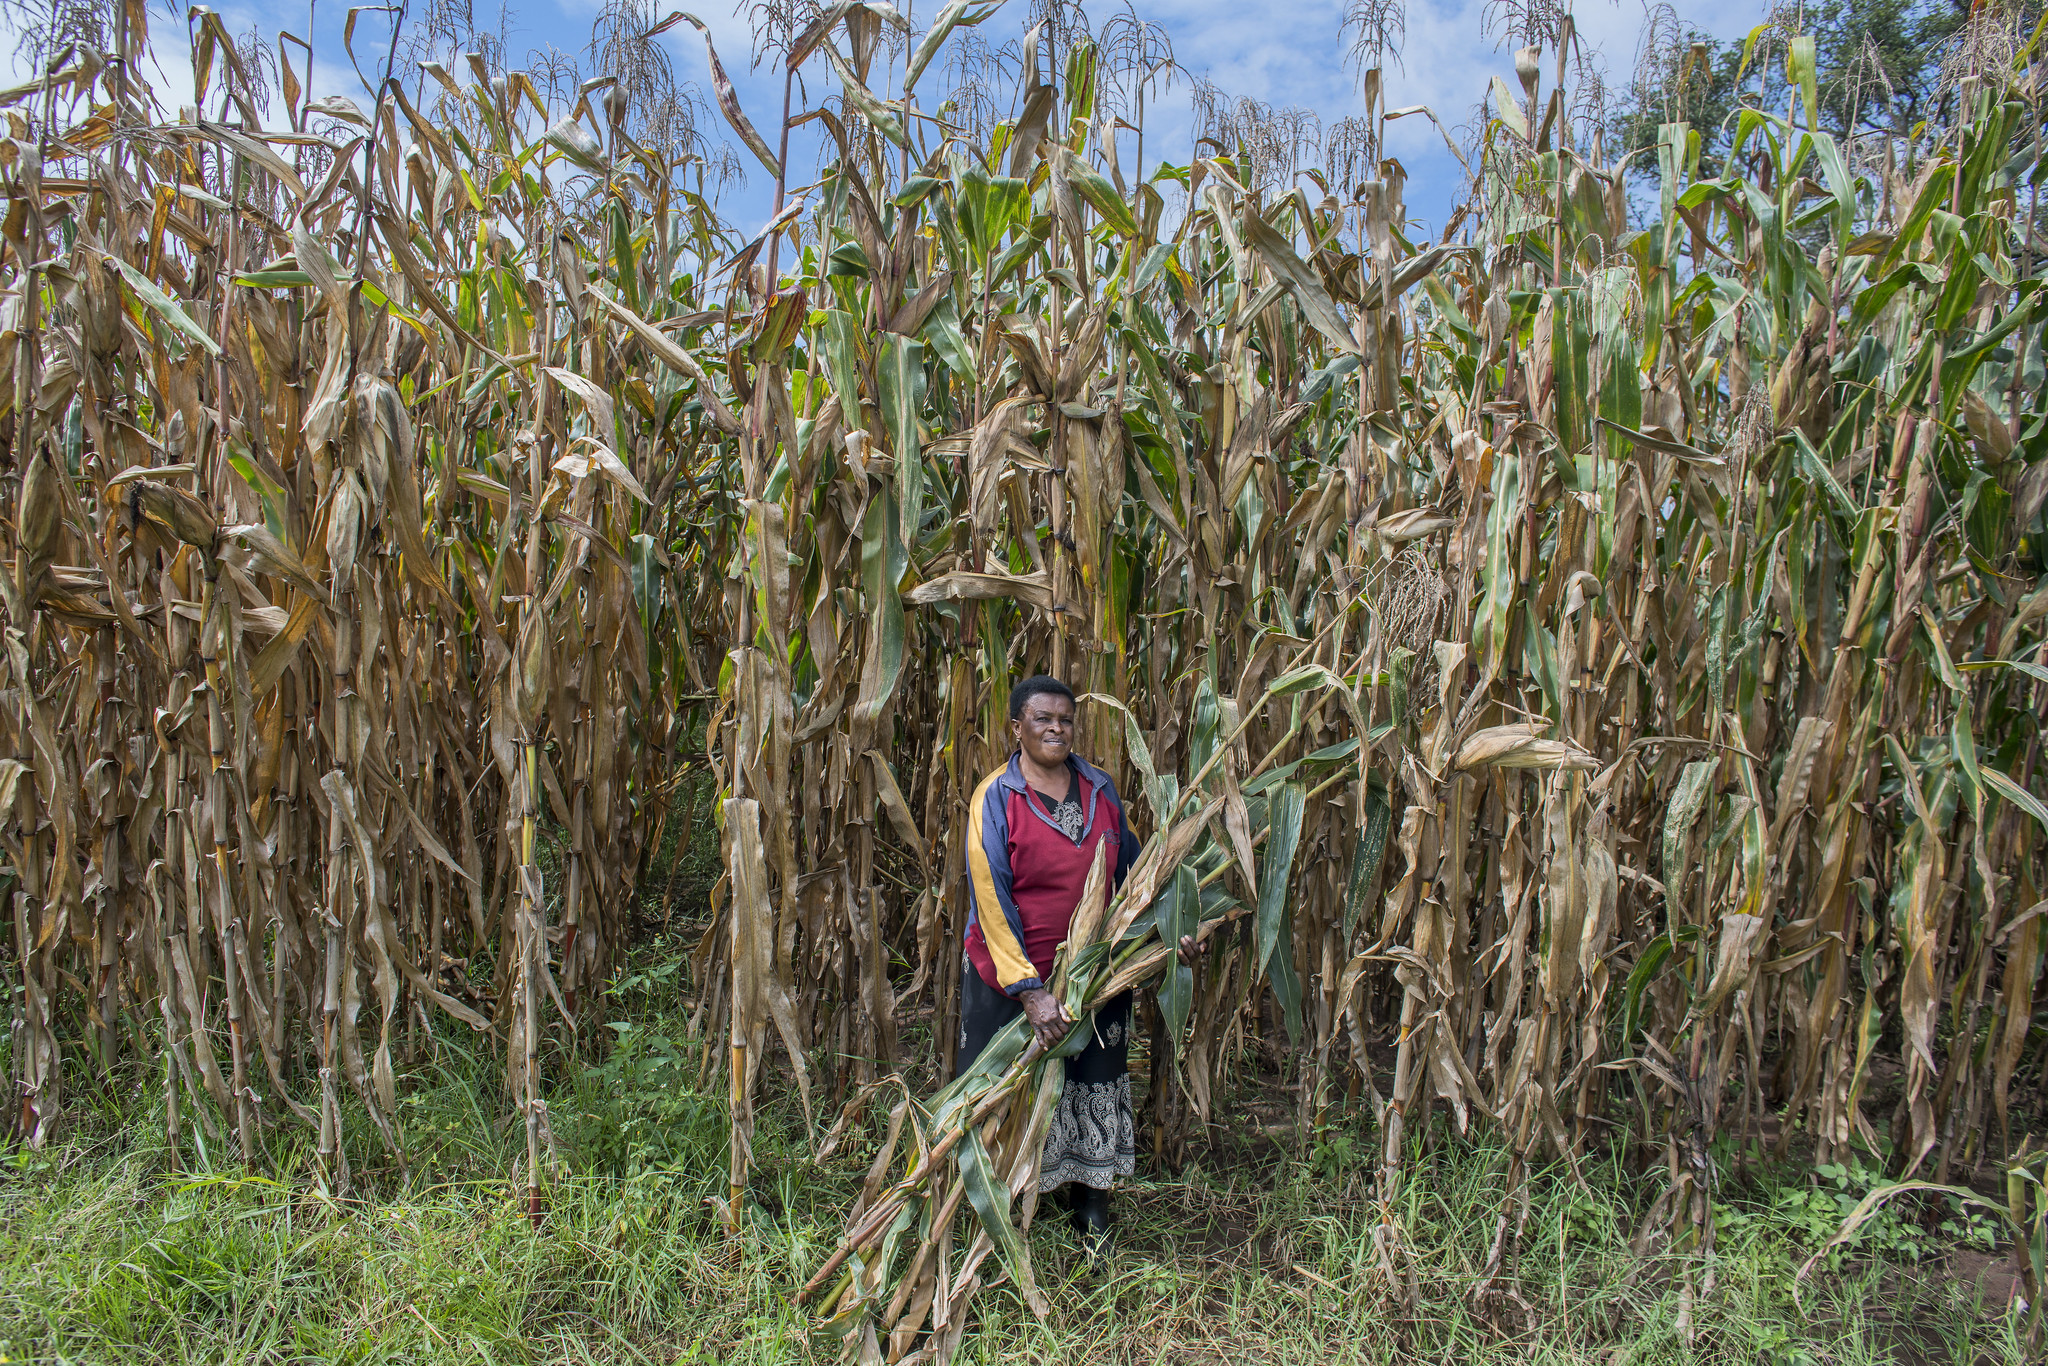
[
  {"xmin": 1177, "ymin": 934, "xmax": 1203, "ymax": 966},
  {"xmin": 1016, "ymin": 988, "xmax": 1071, "ymax": 1051}
]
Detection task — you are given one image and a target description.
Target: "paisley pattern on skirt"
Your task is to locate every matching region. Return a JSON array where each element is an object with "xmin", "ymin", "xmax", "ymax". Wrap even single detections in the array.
[{"xmin": 1037, "ymin": 1074, "xmax": 1135, "ymax": 1192}]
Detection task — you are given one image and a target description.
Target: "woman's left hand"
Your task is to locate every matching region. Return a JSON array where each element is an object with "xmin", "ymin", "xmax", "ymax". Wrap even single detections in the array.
[{"xmin": 1176, "ymin": 934, "xmax": 1202, "ymax": 966}]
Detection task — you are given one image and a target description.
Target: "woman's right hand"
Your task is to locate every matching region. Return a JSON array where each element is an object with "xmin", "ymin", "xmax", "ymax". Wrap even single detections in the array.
[{"xmin": 1016, "ymin": 988, "xmax": 1071, "ymax": 1051}]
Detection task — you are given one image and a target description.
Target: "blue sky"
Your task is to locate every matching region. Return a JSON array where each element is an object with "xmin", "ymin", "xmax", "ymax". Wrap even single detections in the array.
[
  {"xmin": 541, "ymin": 0, "xmax": 1774, "ymax": 237},
  {"xmin": 14, "ymin": 0, "xmax": 1775, "ymax": 238}
]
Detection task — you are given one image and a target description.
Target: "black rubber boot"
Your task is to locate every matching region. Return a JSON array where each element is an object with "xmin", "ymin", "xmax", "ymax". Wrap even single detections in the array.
[{"xmin": 1068, "ymin": 1183, "xmax": 1110, "ymax": 1251}]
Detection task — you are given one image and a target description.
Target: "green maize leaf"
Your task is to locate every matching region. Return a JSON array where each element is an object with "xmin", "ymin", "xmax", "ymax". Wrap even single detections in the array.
[
  {"xmin": 1921, "ymin": 617, "xmax": 1967, "ymax": 693},
  {"xmin": 1622, "ymin": 924, "xmax": 1701, "ymax": 1038},
  {"xmin": 822, "ymin": 309, "xmax": 865, "ymax": 423},
  {"xmin": 234, "ymin": 270, "xmax": 315, "ymax": 288},
  {"xmin": 225, "ymin": 444, "xmax": 290, "ymax": 542},
  {"xmin": 949, "ymin": 159, "xmax": 997, "ymax": 263},
  {"xmin": 1522, "ymin": 609, "xmax": 1564, "ymax": 722},
  {"xmin": 1474, "ymin": 449, "xmax": 1521, "ymax": 678},
  {"xmin": 1786, "ymin": 35, "xmax": 1818, "ymax": 131},
  {"xmin": 988, "ymin": 218, "xmax": 1050, "ymax": 288},
  {"xmin": 923, "ymin": 291, "xmax": 976, "ymax": 381},
  {"xmin": 1345, "ymin": 773, "xmax": 1392, "ymax": 944},
  {"xmin": 1157, "ymin": 864, "xmax": 1199, "ymax": 1048},
  {"xmin": 1057, "ymin": 147, "xmax": 1139, "ymax": 238},
  {"xmin": 1959, "ymin": 658, "xmax": 2048, "ymax": 686},
  {"xmin": 880, "ymin": 335, "xmax": 927, "ymax": 534},
  {"xmin": 1387, "ymin": 645, "xmax": 1415, "ymax": 728},
  {"xmin": 1242, "ymin": 739, "xmax": 1360, "ymax": 797},
  {"xmin": 1189, "ymin": 674, "xmax": 1220, "ymax": 782},
  {"xmin": 1253, "ymin": 778, "xmax": 1302, "ymax": 983},
  {"xmin": 904, "ymin": 0, "xmax": 1006, "ymax": 94},
  {"xmin": 1952, "ymin": 696, "xmax": 1986, "ymax": 817},
  {"xmin": 827, "ymin": 239, "xmax": 874, "ymax": 278},
  {"xmin": 108, "ymin": 255, "xmax": 222, "ymax": 357},
  {"xmin": 957, "ymin": 1127, "xmax": 1042, "ymax": 1312},
  {"xmin": 1791, "ymin": 428, "xmax": 1862, "ymax": 518},
  {"xmin": 893, "ymin": 175, "xmax": 943, "ymax": 208},
  {"xmin": 1131, "ymin": 240, "xmax": 1176, "ymax": 293},
  {"xmin": 1662, "ymin": 760, "xmax": 1719, "ymax": 912},
  {"xmin": 629, "ymin": 532, "xmax": 662, "ymax": 639},
  {"xmin": 1983, "ymin": 765, "xmax": 2048, "ymax": 833}
]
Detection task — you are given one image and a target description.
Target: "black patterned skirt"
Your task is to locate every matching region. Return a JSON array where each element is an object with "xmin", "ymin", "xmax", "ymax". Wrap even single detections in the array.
[{"xmin": 956, "ymin": 956, "xmax": 1136, "ymax": 1192}]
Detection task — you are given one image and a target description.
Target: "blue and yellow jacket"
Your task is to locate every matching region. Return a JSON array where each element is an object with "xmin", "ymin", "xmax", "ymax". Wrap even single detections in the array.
[{"xmin": 964, "ymin": 752, "xmax": 1141, "ymax": 996}]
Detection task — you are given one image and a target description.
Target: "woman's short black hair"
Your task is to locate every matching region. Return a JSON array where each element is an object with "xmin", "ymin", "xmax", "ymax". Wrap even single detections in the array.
[{"xmin": 1009, "ymin": 675, "xmax": 1076, "ymax": 720}]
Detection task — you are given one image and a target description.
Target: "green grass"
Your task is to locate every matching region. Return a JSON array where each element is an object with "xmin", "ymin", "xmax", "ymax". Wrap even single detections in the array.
[{"xmin": 0, "ymin": 961, "xmax": 2031, "ymax": 1366}]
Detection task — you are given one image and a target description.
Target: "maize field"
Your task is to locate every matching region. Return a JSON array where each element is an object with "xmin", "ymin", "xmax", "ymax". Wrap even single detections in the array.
[{"xmin": 1, "ymin": 0, "xmax": 2046, "ymax": 1354}]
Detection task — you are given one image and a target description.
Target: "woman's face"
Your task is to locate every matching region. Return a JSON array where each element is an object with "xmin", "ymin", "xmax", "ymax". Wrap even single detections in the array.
[{"xmin": 1011, "ymin": 692, "xmax": 1076, "ymax": 769}]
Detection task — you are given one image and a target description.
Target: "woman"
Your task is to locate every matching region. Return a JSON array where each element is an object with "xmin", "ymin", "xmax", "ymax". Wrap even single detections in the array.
[{"xmin": 957, "ymin": 676, "xmax": 1197, "ymax": 1247}]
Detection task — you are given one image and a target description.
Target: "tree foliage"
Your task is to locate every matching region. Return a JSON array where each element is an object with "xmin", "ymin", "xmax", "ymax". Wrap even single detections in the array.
[{"xmin": 1607, "ymin": 0, "xmax": 2041, "ymax": 173}]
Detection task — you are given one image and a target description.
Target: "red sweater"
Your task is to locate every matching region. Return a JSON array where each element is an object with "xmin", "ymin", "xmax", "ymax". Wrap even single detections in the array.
[{"xmin": 964, "ymin": 753, "xmax": 1140, "ymax": 996}]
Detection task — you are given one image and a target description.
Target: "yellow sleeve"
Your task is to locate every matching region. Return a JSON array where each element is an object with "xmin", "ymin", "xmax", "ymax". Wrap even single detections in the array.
[{"xmin": 967, "ymin": 770, "xmax": 1040, "ymax": 994}]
